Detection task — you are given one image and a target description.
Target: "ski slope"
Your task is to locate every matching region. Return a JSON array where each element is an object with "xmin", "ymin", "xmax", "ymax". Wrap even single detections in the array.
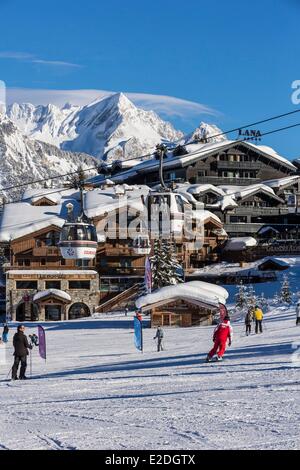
[{"xmin": 0, "ymin": 306, "xmax": 299, "ymax": 450}]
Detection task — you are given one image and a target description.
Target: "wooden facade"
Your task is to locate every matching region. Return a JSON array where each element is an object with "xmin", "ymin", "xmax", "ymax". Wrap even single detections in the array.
[
  {"xmin": 144, "ymin": 298, "xmax": 216, "ymax": 327},
  {"xmin": 107, "ymin": 142, "xmax": 296, "ymax": 187}
]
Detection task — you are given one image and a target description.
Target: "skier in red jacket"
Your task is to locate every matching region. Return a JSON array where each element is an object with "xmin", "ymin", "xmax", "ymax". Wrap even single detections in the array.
[{"xmin": 206, "ymin": 315, "xmax": 233, "ymax": 362}]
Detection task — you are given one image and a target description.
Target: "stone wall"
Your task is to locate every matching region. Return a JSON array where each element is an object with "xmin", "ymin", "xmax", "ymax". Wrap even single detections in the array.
[{"xmin": 6, "ymin": 273, "xmax": 100, "ymax": 321}]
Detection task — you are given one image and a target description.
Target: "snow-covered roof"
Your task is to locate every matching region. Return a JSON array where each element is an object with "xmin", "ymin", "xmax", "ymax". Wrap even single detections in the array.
[
  {"xmin": 258, "ymin": 226, "xmax": 280, "ymax": 235},
  {"xmin": 248, "ymin": 143, "xmax": 297, "ymax": 171},
  {"xmin": 263, "ymin": 175, "xmax": 300, "ymax": 190},
  {"xmin": 0, "ymin": 184, "xmax": 151, "ymax": 242},
  {"xmin": 33, "ymin": 289, "xmax": 71, "ymax": 302},
  {"xmin": 257, "ymin": 257, "xmax": 289, "ymax": 268},
  {"xmin": 136, "ymin": 281, "xmax": 228, "ymax": 311},
  {"xmin": 236, "ymin": 184, "xmax": 283, "ymax": 202},
  {"xmin": 193, "ymin": 210, "xmax": 222, "ymax": 225},
  {"xmin": 0, "ymin": 189, "xmax": 81, "ymax": 242},
  {"xmin": 83, "ymin": 185, "xmax": 150, "ymax": 219},
  {"xmin": 186, "ymin": 184, "xmax": 225, "ymax": 197},
  {"xmin": 224, "ymin": 237, "xmax": 257, "ymax": 251}
]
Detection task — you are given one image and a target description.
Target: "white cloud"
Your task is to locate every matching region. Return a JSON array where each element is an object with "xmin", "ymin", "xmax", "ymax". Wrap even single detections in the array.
[
  {"xmin": 0, "ymin": 51, "xmax": 81, "ymax": 68},
  {"xmin": 6, "ymin": 87, "xmax": 218, "ymax": 119}
]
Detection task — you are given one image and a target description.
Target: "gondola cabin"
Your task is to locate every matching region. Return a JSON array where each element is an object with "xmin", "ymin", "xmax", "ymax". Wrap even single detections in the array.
[{"xmin": 58, "ymin": 222, "xmax": 98, "ymax": 260}]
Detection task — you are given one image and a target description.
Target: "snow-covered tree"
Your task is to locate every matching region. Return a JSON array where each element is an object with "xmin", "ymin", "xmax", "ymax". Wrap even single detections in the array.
[
  {"xmin": 247, "ymin": 285, "xmax": 257, "ymax": 309},
  {"xmin": 235, "ymin": 282, "xmax": 248, "ymax": 309},
  {"xmin": 256, "ymin": 292, "xmax": 268, "ymax": 311},
  {"xmin": 150, "ymin": 239, "xmax": 183, "ymax": 289},
  {"xmin": 280, "ymin": 274, "xmax": 292, "ymax": 304}
]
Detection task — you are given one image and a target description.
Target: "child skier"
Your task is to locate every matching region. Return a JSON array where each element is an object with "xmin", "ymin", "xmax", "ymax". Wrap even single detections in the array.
[
  {"xmin": 153, "ymin": 325, "xmax": 164, "ymax": 352},
  {"xmin": 245, "ymin": 308, "xmax": 253, "ymax": 336},
  {"xmin": 206, "ymin": 315, "xmax": 233, "ymax": 362}
]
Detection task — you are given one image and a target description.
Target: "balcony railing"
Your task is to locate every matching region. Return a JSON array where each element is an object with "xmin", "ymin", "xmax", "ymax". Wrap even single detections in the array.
[
  {"xmin": 215, "ymin": 161, "xmax": 262, "ymax": 170},
  {"xmin": 195, "ymin": 177, "xmax": 261, "ymax": 185},
  {"xmin": 224, "ymin": 223, "xmax": 264, "ymax": 233},
  {"xmin": 32, "ymin": 247, "xmax": 60, "ymax": 257},
  {"xmin": 233, "ymin": 207, "xmax": 289, "ymax": 215}
]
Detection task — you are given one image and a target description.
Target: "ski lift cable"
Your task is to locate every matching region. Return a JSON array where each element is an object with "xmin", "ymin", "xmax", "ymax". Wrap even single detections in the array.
[{"xmin": 0, "ymin": 116, "xmax": 300, "ymax": 202}]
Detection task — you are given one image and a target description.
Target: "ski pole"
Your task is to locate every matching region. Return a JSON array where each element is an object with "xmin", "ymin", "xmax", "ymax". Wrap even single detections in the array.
[
  {"xmin": 5, "ymin": 366, "xmax": 13, "ymax": 381},
  {"xmin": 30, "ymin": 348, "xmax": 32, "ymax": 377}
]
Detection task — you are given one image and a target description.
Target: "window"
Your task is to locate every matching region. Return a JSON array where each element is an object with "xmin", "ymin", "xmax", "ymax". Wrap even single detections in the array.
[
  {"xmin": 41, "ymin": 258, "xmax": 46, "ymax": 266},
  {"xmin": 45, "ymin": 281, "xmax": 61, "ymax": 290},
  {"xmin": 230, "ymin": 216, "xmax": 247, "ymax": 223},
  {"xmin": 175, "ymin": 195, "xmax": 185, "ymax": 213},
  {"xmin": 198, "ymin": 170, "xmax": 207, "ymax": 177},
  {"xmin": 76, "ymin": 259, "xmax": 90, "ymax": 268},
  {"xmin": 69, "ymin": 281, "xmax": 91, "ymax": 290},
  {"xmin": 60, "ymin": 259, "xmax": 66, "ymax": 266},
  {"xmin": 17, "ymin": 259, "xmax": 30, "ymax": 266},
  {"xmin": 68, "ymin": 303, "xmax": 90, "ymax": 320},
  {"xmin": 16, "ymin": 281, "xmax": 38, "ymax": 290},
  {"xmin": 120, "ymin": 258, "xmax": 131, "ymax": 268}
]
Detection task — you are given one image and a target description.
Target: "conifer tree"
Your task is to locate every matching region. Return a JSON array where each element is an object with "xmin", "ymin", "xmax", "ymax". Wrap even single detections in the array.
[
  {"xmin": 280, "ymin": 274, "xmax": 292, "ymax": 303},
  {"xmin": 150, "ymin": 239, "xmax": 183, "ymax": 289},
  {"xmin": 235, "ymin": 282, "xmax": 248, "ymax": 309}
]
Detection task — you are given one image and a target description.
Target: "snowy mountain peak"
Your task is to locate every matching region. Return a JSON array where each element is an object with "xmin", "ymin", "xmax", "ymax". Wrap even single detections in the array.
[
  {"xmin": 184, "ymin": 121, "xmax": 227, "ymax": 144},
  {"xmin": 0, "ymin": 115, "xmax": 97, "ymax": 199},
  {"xmin": 7, "ymin": 93, "xmax": 183, "ymax": 161}
]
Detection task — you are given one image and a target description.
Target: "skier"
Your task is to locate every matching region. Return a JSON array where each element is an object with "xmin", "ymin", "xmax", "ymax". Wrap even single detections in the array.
[
  {"xmin": 296, "ymin": 301, "xmax": 300, "ymax": 326},
  {"xmin": 245, "ymin": 308, "xmax": 253, "ymax": 336},
  {"xmin": 206, "ymin": 315, "xmax": 233, "ymax": 362},
  {"xmin": 11, "ymin": 325, "xmax": 32, "ymax": 380},
  {"xmin": 124, "ymin": 307, "xmax": 128, "ymax": 317},
  {"xmin": 2, "ymin": 323, "xmax": 9, "ymax": 343},
  {"xmin": 153, "ymin": 325, "xmax": 164, "ymax": 352},
  {"xmin": 254, "ymin": 305, "xmax": 264, "ymax": 334}
]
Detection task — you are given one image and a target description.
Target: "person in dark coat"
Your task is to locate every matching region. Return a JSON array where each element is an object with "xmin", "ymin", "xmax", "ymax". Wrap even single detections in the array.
[
  {"xmin": 245, "ymin": 308, "xmax": 253, "ymax": 336},
  {"xmin": 11, "ymin": 325, "xmax": 32, "ymax": 380}
]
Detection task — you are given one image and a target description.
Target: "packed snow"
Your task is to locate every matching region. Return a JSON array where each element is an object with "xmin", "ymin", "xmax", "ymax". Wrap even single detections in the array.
[{"xmin": 0, "ymin": 302, "xmax": 299, "ymax": 450}]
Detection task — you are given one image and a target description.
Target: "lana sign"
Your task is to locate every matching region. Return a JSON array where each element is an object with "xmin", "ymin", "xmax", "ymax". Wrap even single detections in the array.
[{"xmin": 238, "ymin": 129, "xmax": 262, "ymax": 141}]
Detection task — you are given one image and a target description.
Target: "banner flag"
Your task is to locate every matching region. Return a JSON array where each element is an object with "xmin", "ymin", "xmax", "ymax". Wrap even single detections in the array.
[
  {"xmin": 38, "ymin": 325, "xmax": 46, "ymax": 360},
  {"xmin": 134, "ymin": 316, "xmax": 143, "ymax": 352},
  {"xmin": 144, "ymin": 257, "xmax": 152, "ymax": 294}
]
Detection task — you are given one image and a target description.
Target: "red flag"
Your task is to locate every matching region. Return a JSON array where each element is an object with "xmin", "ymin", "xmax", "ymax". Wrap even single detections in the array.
[{"xmin": 38, "ymin": 325, "xmax": 46, "ymax": 360}]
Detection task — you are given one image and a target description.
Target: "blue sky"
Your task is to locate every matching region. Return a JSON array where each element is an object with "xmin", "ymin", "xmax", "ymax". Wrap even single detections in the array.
[{"xmin": 0, "ymin": 0, "xmax": 299, "ymax": 158}]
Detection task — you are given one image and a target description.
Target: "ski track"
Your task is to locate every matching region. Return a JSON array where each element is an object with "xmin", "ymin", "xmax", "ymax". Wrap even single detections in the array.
[{"xmin": 0, "ymin": 308, "xmax": 300, "ymax": 450}]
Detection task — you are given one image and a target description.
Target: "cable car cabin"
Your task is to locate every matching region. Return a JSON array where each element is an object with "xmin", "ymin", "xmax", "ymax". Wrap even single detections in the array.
[
  {"xmin": 58, "ymin": 222, "xmax": 98, "ymax": 260},
  {"xmin": 132, "ymin": 235, "xmax": 151, "ymax": 255},
  {"xmin": 147, "ymin": 192, "xmax": 185, "ymax": 237}
]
